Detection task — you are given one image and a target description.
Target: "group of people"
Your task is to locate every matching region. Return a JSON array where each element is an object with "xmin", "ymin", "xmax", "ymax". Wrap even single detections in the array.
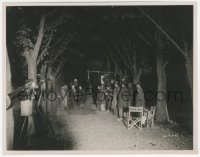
[
  {"xmin": 59, "ymin": 76, "xmax": 145, "ymax": 121},
  {"xmin": 96, "ymin": 77, "xmax": 145, "ymax": 120},
  {"xmin": 60, "ymin": 79, "xmax": 86, "ymax": 110}
]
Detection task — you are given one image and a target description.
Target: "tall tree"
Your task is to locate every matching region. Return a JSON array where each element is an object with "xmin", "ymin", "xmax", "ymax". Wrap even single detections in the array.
[
  {"xmin": 108, "ymin": 35, "xmax": 151, "ymax": 84},
  {"xmin": 14, "ymin": 9, "xmax": 63, "ymax": 142},
  {"xmin": 6, "ymin": 48, "xmax": 14, "ymax": 149},
  {"xmin": 139, "ymin": 7, "xmax": 193, "ymax": 97},
  {"xmin": 154, "ymin": 32, "xmax": 169, "ymax": 122}
]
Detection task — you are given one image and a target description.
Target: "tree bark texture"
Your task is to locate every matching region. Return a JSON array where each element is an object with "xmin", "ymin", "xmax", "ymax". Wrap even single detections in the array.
[
  {"xmin": 155, "ymin": 33, "xmax": 169, "ymax": 122},
  {"xmin": 24, "ymin": 15, "xmax": 45, "ymax": 140},
  {"xmin": 6, "ymin": 49, "xmax": 14, "ymax": 150},
  {"xmin": 155, "ymin": 52, "xmax": 169, "ymax": 122}
]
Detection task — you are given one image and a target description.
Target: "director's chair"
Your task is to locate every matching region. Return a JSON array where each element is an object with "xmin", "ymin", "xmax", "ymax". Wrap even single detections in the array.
[{"xmin": 127, "ymin": 106, "xmax": 143, "ymax": 130}]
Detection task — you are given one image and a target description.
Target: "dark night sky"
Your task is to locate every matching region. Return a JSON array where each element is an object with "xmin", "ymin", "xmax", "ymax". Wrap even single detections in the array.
[{"xmin": 6, "ymin": 6, "xmax": 193, "ymax": 130}]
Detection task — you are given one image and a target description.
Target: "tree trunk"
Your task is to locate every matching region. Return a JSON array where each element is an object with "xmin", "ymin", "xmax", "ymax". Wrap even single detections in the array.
[
  {"xmin": 26, "ymin": 57, "xmax": 37, "ymax": 138},
  {"xmin": 155, "ymin": 52, "xmax": 169, "ymax": 122},
  {"xmin": 51, "ymin": 76, "xmax": 57, "ymax": 117},
  {"xmin": 46, "ymin": 65, "xmax": 54, "ymax": 117},
  {"xmin": 6, "ymin": 49, "xmax": 14, "ymax": 150},
  {"xmin": 40, "ymin": 63, "xmax": 47, "ymax": 115},
  {"xmin": 20, "ymin": 15, "xmax": 45, "ymax": 145},
  {"xmin": 184, "ymin": 50, "xmax": 193, "ymax": 97}
]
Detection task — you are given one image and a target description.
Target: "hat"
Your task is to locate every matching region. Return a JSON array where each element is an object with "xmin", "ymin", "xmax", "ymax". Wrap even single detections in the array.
[{"xmin": 74, "ymin": 79, "xmax": 78, "ymax": 82}]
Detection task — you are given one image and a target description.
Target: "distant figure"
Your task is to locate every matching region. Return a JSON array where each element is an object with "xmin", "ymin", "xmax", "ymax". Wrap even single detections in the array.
[
  {"xmin": 96, "ymin": 85, "xmax": 101, "ymax": 109},
  {"xmin": 110, "ymin": 79, "xmax": 115, "ymax": 90},
  {"xmin": 105, "ymin": 86, "xmax": 113, "ymax": 112},
  {"xmin": 73, "ymin": 78, "xmax": 78, "ymax": 87},
  {"xmin": 128, "ymin": 82, "xmax": 134, "ymax": 107},
  {"xmin": 135, "ymin": 84, "xmax": 145, "ymax": 107},
  {"xmin": 111, "ymin": 81, "xmax": 120, "ymax": 115},
  {"xmin": 77, "ymin": 86, "xmax": 86, "ymax": 108},
  {"xmin": 60, "ymin": 85, "xmax": 69, "ymax": 110},
  {"xmin": 117, "ymin": 84, "xmax": 130, "ymax": 120},
  {"xmin": 98, "ymin": 84, "xmax": 106, "ymax": 111},
  {"xmin": 69, "ymin": 85, "xmax": 77, "ymax": 108}
]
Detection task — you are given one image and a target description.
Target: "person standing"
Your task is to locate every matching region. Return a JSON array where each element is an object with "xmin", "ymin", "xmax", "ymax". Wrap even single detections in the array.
[
  {"xmin": 77, "ymin": 85, "xmax": 86, "ymax": 108},
  {"xmin": 60, "ymin": 85, "xmax": 69, "ymax": 110},
  {"xmin": 73, "ymin": 78, "xmax": 78, "ymax": 88},
  {"xmin": 96, "ymin": 85, "xmax": 101, "ymax": 109},
  {"xmin": 111, "ymin": 81, "xmax": 120, "ymax": 115},
  {"xmin": 105, "ymin": 86, "xmax": 113, "ymax": 112},
  {"xmin": 99, "ymin": 84, "xmax": 106, "ymax": 111},
  {"xmin": 135, "ymin": 84, "xmax": 145, "ymax": 107},
  {"xmin": 117, "ymin": 84, "xmax": 130, "ymax": 120},
  {"xmin": 69, "ymin": 85, "xmax": 77, "ymax": 108}
]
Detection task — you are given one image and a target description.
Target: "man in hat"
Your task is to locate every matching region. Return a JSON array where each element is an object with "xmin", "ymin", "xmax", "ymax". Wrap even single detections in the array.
[
  {"xmin": 96, "ymin": 85, "xmax": 101, "ymax": 109},
  {"xmin": 98, "ymin": 84, "xmax": 106, "ymax": 111},
  {"xmin": 111, "ymin": 81, "xmax": 120, "ymax": 115},
  {"xmin": 73, "ymin": 78, "xmax": 78, "ymax": 88},
  {"xmin": 69, "ymin": 84, "xmax": 77, "ymax": 108},
  {"xmin": 135, "ymin": 84, "xmax": 145, "ymax": 107},
  {"xmin": 60, "ymin": 85, "xmax": 69, "ymax": 110},
  {"xmin": 77, "ymin": 85, "xmax": 86, "ymax": 108},
  {"xmin": 105, "ymin": 86, "xmax": 113, "ymax": 112},
  {"xmin": 117, "ymin": 84, "xmax": 130, "ymax": 120}
]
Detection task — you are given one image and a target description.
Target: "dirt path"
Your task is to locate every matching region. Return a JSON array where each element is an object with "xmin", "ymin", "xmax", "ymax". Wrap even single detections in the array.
[{"xmin": 51, "ymin": 96, "xmax": 193, "ymax": 150}]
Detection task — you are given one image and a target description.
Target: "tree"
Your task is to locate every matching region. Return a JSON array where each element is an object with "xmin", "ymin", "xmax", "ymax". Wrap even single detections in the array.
[
  {"xmin": 138, "ymin": 7, "xmax": 193, "ymax": 122},
  {"xmin": 154, "ymin": 32, "xmax": 169, "ymax": 122},
  {"xmin": 6, "ymin": 48, "xmax": 14, "ymax": 149},
  {"xmin": 14, "ymin": 8, "xmax": 63, "ymax": 142},
  {"xmin": 138, "ymin": 7, "xmax": 193, "ymax": 97},
  {"xmin": 108, "ymin": 34, "xmax": 151, "ymax": 84}
]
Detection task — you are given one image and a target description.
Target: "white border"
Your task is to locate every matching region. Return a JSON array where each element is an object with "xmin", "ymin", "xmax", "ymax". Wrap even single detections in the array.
[{"xmin": 1, "ymin": 0, "xmax": 199, "ymax": 156}]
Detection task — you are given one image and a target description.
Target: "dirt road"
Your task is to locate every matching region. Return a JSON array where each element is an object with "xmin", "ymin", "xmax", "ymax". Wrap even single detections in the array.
[{"xmin": 51, "ymin": 96, "xmax": 193, "ymax": 150}]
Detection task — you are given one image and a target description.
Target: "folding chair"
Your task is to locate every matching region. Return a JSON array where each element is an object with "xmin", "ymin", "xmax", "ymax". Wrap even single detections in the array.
[{"xmin": 127, "ymin": 106, "xmax": 143, "ymax": 130}]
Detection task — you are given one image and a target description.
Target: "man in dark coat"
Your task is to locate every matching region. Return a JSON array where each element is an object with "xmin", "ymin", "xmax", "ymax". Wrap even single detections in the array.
[
  {"xmin": 135, "ymin": 84, "xmax": 145, "ymax": 107},
  {"xmin": 98, "ymin": 84, "xmax": 106, "ymax": 111},
  {"xmin": 69, "ymin": 85, "xmax": 77, "ymax": 108},
  {"xmin": 77, "ymin": 85, "xmax": 86, "ymax": 108},
  {"xmin": 111, "ymin": 81, "xmax": 120, "ymax": 115},
  {"xmin": 117, "ymin": 84, "xmax": 130, "ymax": 120},
  {"xmin": 105, "ymin": 86, "xmax": 113, "ymax": 112}
]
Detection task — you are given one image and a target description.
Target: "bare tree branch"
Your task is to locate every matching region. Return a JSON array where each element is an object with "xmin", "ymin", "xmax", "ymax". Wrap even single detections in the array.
[
  {"xmin": 133, "ymin": 27, "xmax": 153, "ymax": 47},
  {"xmin": 163, "ymin": 60, "xmax": 169, "ymax": 68},
  {"xmin": 136, "ymin": 67, "xmax": 142, "ymax": 83},
  {"xmin": 44, "ymin": 13, "xmax": 66, "ymax": 33},
  {"xmin": 118, "ymin": 36, "xmax": 134, "ymax": 68},
  {"xmin": 138, "ymin": 8, "xmax": 186, "ymax": 57},
  {"xmin": 55, "ymin": 58, "xmax": 67, "ymax": 77},
  {"xmin": 108, "ymin": 46, "xmax": 119, "ymax": 70},
  {"xmin": 33, "ymin": 15, "xmax": 46, "ymax": 60},
  {"xmin": 110, "ymin": 38, "xmax": 132, "ymax": 69},
  {"xmin": 37, "ymin": 30, "xmax": 54, "ymax": 65},
  {"xmin": 46, "ymin": 51, "xmax": 65, "ymax": 64}
]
